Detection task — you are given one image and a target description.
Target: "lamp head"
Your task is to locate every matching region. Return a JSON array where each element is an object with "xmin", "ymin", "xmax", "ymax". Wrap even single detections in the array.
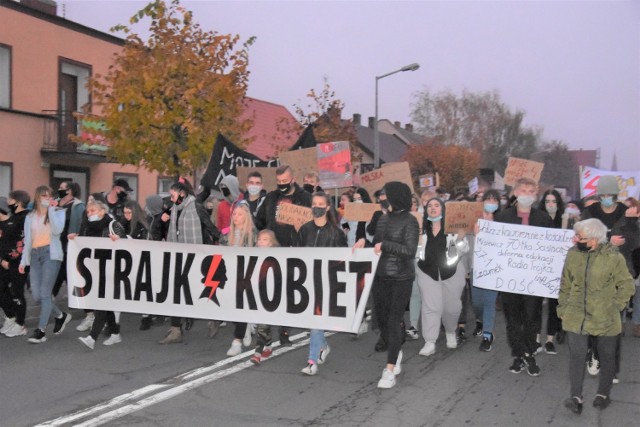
[{"xmin": 401, "ymin": 63, "xmax": 420, "ymax": 72}]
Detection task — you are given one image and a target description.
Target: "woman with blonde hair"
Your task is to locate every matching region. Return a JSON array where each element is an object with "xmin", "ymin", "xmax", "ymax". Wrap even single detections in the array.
[{"xmin": 19, "ymin": 185, "xmax": 72, "ymax": 343}]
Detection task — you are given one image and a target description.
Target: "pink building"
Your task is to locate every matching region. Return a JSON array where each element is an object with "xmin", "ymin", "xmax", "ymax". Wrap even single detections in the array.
[{"xmin": 0, "ymin": 0, "xmax": 164, "ymax": 201}]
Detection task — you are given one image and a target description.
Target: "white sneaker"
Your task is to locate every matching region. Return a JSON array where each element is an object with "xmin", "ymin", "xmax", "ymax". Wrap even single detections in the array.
[
  {"xmin": 5, "ymin": 323, "xmax": 27, "ymax": 337},
  {"xmin": 377, "ymin": 369, "xmax": 396, "ymax": 389},
  {"xmin": 446, "ymin": 332, "xmax": 458, "ymax": 349},
  {"xmin": 76, "ymin": 315, "xmax": 95, "ymax": 332},
  {"xmin": 393, "ymin": 350, "xmax": 403, "ymax": 375},
  {"xmin": 419, "ymin": 341, "xmax": 436, "ymax": 356},
  {"xmin": 226, "ymin": 340, "xmax": 243, "ymax": 356},
  {"xmin": 1, "ymin": 317, "xmax": 16, "ymax": 335},
  {"xmin": 301, "ymin": 363, "xmax": 318, "ymax": 376},
  {"xmin": 103, "ymin": 334, "xmax": 122, "ymax": 346},
  {"xmin": 318, "ymin": 345, "xmax": 331, "ymax": 365},
  {"xmin": 79, "ymin": 336, "xmax": 95, "ymax": 350},
  {"xmin": 587, "ymin": 354, "xmax": 600, "ymax": 376},
  {"xmin": 242, "ymin": 326, "xmax": 252, "ymax": 347}
]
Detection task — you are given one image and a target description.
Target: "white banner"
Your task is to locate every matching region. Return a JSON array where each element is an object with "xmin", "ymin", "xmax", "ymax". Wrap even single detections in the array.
[
  {"xmin": 67, "ymin": 238, "xmax": 379, "ymax": 333},
  {"xmin": 473, "ymin": 220, "xmax": 574, "ymax": 298},
  {"xmin": 580, "ymin": 166, "xmax": 640, "ymax": 199}
]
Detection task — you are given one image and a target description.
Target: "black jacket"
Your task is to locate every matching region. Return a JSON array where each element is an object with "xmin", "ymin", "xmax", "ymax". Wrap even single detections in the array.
[
  {"xmin": 298, "ymin": 220, "xmax": 347, "ymax": 248},
  {"xmin": 0, "ymin": 211, "xmax": 27, "ymax": 266},
  {"xmin": 255, "ymin": 183, "xmax": 312, "ymax": 247},
  {"xmin": 494, "ymin": 206, "xmax": 552, "ymax": 228},
  {"xmin": 373, "ymin": 210, "xmax": 419, "ymax": 281}
]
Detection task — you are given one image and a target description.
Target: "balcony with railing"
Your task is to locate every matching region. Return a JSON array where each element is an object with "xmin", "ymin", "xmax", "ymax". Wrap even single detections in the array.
[{"xmin": 41, "ymin": 110, "xmax": 110, "ymax": 161}]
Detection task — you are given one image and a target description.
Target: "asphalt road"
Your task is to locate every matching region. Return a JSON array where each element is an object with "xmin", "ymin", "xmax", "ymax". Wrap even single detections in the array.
[{"xmin": 0, "ymin": 298, "xmax": 638, "ymax": 427}]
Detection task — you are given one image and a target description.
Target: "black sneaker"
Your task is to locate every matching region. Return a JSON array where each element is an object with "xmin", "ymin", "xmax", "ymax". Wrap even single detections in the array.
[
  {"xmin": 534, "ymin": 342, "xmax": 543, "ymax": 354},
  {"xmin": 53, "ymin": 312, "xmax": 71, "ymax": 335},
  {"xmin": 28, "ymin": 328, "xmax": 47, "ymax": 344},
  {"xmin": 456, "ymin": 326, "xmax": 467, "ymax": 343},
  {"xmin": 564, "ymin": 397, "xmax": 583, "ymax": 414},
  {"xmin": 592, "ymin": 395, "xmax": 610, "ymax": 409},
  {"xmin": 544, "ymin": 341, "xmax": 557, "ymax": 354},
  {"xmin": 479, "ymin": 335, "xmax": 493, "ymax": 352},
  {"xmin": 473, "ymin": 321, "xmax": 483, "ymax": 337},
  {"xmin": 140, "ymin": 317, "xmax": 152, "ymax": 331},
  {"xmin": 405, "ymin": 327, "xmax": 419, "ymax": 340},
  {"xmin": 523, "ymin": 354, "xmax": 541, "ymax": 376},
  {"xmin": 509, "ymin": 356, "xmax": 525, "ymax": 374},
  {"xmin": 279, "ymin": 331, "xmax": 292, "ymax": 347}
]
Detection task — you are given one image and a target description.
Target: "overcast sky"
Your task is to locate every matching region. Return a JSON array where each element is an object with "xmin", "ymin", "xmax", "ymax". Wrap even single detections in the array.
[{"xmin": 63, "ymin": 0, "xmax": 639, "ymax": 171}]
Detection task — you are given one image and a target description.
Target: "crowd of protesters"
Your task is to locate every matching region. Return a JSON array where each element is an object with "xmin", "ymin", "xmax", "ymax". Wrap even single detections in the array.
[{"xmin": 0, "ymin": 167, "xmax": 638, "ymax": 410}]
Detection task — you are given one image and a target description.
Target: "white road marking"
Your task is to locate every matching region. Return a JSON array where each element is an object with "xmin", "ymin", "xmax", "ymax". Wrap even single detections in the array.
[{"xmin": 35, "ymin": 331, "xmax": 335, "ymax": 427}]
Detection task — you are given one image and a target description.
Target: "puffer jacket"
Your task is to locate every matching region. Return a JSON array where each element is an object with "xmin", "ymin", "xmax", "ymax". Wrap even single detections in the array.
[
  {"xmin": 557, "ymin": 243, "xmax": 635, "ymax": 336},
  {"xmin": 298, "ymin": 220, "xmax": 347, "ymax": 248},
  {"xmin": 373, "ymin": 210, "xmax": 419, "ymax": 281}
]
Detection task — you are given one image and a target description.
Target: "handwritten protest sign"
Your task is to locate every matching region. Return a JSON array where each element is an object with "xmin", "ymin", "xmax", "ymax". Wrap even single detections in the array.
[
  {"xmin": 279, "ymin": 147, "xmax": 317, "ymax": 182},
  {"xmin": 444, "ymin": 201, "xmax": 484, "ymax": 234},
  {"xmin": 343, "ymin": 202, "xmax": 381, "ymax": 222},
  {"xmin": 473, "ymin": 219, "xmax": 574, "ymax": 298},
  {"xmin": 503, "ymin": 157, "xmax": 544, "ymax": 186},
  {"xmin": 276, "ymin": 202, "xmax": 313, "ymax": 231},
  {"xmin": 237, "ymin": 166, "xmax": 277, "ymax": 192},
  {"xmin": 359, "ymin": 162, "xmax": 414, "ymax": 196}
]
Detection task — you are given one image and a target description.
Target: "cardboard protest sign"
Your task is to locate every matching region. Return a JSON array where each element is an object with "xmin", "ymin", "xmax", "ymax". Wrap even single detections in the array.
[
  {"xmin": 444, "ymin": 201, "xmax": 484, "ymax": 234},
  {"xmin": 343, "ymin": 202, "xmax": 381, "ymax": 222},
  {"xmin": 359, "ymin": 162, "xmax": 414, "ymax": 196},
  {"xmin": 473, "ymin": 220, "xmax": 574, "ymax": 298},
  {"xmin": 419, "ymin": 174, "xmax": 436, "ymax": 188},
  {"xmin": 236, "ymin": 166, "xmax": 277, "ymax": 192},
  {"xmin": 279, "ymin": 147, "xmax": 317, "ymax": 182},
  {"xmin": 317, "ymin": 141, "xmax": 352, "ymax": 189},
  {"xmin": 275, "ymin": 202, "xmax": 313, "ymax": 231},
  {"xmin": 503, "ymin": 157, "xmax": 544, "ymax": 186}
]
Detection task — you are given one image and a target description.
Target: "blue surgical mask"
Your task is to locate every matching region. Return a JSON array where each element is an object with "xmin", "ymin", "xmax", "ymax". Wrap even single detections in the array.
[
  {"xmin": 484, "ymin": 203, "xmax": 498, "ymax": 213},
  {"xmin": 600, "ymin": 196, "xmax": 614, "ymax": 208},
  {"xmin": 427, "ymin": 215, "xmax": 442, "ymax": 222},
  {"xmin": 88, "ymin": 214, "xmax": 101, "ymax": 222}
]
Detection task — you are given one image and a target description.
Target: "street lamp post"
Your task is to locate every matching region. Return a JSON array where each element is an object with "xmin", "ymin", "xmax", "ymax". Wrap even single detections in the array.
[{"xmin": 374, "ymin": 62, "xmax": 420, "ymax": 168}]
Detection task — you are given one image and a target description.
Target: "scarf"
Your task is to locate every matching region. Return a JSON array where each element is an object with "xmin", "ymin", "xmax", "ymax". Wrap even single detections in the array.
[{"xmin": 168, "ymin": 195, "xmax": 202, "ymax": 244}]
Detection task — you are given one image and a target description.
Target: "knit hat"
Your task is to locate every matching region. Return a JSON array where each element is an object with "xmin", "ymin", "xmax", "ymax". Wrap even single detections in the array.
[
  {"xmin": 596, "ymin": 175, "xmax": 620, "ymax": 195},
  {"xmin": 383, "ymin": 181, "xmax": 413, "ymax": 211},
  {"xmin": 145, "ymin": 194, "xmax": 164, "ymax": 216}
]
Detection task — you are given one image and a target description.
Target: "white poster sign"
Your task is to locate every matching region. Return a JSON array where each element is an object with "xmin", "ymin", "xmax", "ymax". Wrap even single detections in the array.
[
  {"xmin": 579, "ymin": 166, "xmax": 640, "ymax": 199},
  {"xmin": 67, "ymin": 238, "xmax": 379, "ymax": 333},
  {"xmin": 473, "ymin": 220, "xmax": 574, "ymax": 298}
]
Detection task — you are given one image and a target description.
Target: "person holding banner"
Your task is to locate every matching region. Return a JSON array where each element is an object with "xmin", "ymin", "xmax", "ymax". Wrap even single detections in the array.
[
  {"xmin": 370, "ymin": 182, "xmax": 419, "ymax": 389},
  {"xmin": 73, "ymin": 200, "xmax": 127, "ymax": 349},
  {"xmin": 415, "ymin": 197, "xmax": 469, "ymax": 357},
  {"xmin": 558, "ymin": 219, "xmax": 635, "ymax": 413},
  {"xmin": 297, "ymin": 192, "xmax": 347, "ymax": 375},
  {"xmin": 494, "ymin": 177, "xmax": 552, "ymax": 376}
]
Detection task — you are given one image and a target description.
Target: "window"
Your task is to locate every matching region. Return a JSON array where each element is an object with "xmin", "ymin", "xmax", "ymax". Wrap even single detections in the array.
[
  {"xmin": 0, "ymin": 162, "xmax": 12, "ymax": 196},
  {"xmin": 158, "ymin": 177, "xmax": 174, "ymax": 196},
  {"xmin": 0, "ymin": 45, "xmax": 11, "ymax": 108},
  {"xmin": 113, "ymin": 173, "xmax": 138, "ymax": 202}
]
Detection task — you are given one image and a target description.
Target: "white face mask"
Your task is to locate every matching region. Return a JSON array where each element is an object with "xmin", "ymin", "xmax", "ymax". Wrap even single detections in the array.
[
  {"xmin": 546, "ymin": 205, "xmax": 558, "ymax": 215},
  {"xmin": 565, "ymin": 207, "xmax": 580, "ymax": 216},
  {"xmin": 247, "ymin": 185, "xmax": 262, "ymax": 196},
  {"xmin": 40, "ymin": 198, "xmax": 51, "ymax": 208},
  {"xmin": 516, "ymin": 195, "xmax": 536, "ymax": 208},
  {"xmin": 88, "ymin": 214, "xmax": 101, "ymax": 222}
]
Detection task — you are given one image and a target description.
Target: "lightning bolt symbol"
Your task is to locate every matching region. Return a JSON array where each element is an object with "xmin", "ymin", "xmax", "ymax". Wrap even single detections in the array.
[{"xmin": 204, "ymin": 255, "xmax": 222, "ymax": 300}]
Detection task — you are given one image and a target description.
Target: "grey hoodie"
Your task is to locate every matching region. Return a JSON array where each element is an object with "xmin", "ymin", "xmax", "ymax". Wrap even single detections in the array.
[{"xmin": 220, "ymin": 175, "xmax": 241, "ymax": 202}]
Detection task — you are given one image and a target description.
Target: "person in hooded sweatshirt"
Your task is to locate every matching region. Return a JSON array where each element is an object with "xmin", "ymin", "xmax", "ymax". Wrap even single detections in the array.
[
  {"xmin": 369, "ymin": 181, "xmax": 419, "ymax": 389},
  {"xmin": 217, "ymin": 175, "xmax": 242, "ymax": 234}
]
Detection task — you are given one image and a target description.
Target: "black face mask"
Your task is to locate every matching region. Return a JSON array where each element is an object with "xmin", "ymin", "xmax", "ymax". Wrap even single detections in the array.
[
  {"xmin": 303, "ymin": 184, "xmax": 315, "ymax": 194},
  {"xmin": 58, "ymin": 189, "xmax": 68, "ymax": 199},
  {"xmin": 175, "ymin": 195, "xmax": 185, "ymax": 205},
  {"xmin": 8, "ymin": 203, "xmax": 17, "ymax": 214},
  {"xmin": 277, "ymin": 182, "xmax": 292, "ymax": 193},
  {"xmin": 117, "ymin": 191, "xmax": 128, "ymax": 201},
  {"xmin": 380, "ymin": 200, "xmax": 390, "ymax": 210},
  {"xmin": 576, "ymin": 242, "xmax": 590, "ymax": 252},
  {"xmin": 221, "ymin": 187, "xmax": 231, "ymax": 197},
  {"xmin": 312, "ymin": 207, "xmax": 327, "ymax": 218}
]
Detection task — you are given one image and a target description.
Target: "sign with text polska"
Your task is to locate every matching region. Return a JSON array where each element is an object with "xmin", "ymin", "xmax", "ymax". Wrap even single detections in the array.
[
  {"xmin": 67, "ymin": 238, "xmax": 379, "ymax": 334},
  {"xmin": 473, "ymin": 220, "xmax": 574, "ymax": 298}
]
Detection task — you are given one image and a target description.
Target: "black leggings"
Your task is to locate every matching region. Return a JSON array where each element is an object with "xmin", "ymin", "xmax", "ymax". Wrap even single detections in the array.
[
  {"xmin": 0, "ymin": 265, "xmax": 27, "ymax": 325},
  {"xmin": 372, "ymin": 277, "xmax": 413, "ymax": 365},
  {"xmin": 89, "ymin": 311, "xmax": 120, "ymax": 340}
]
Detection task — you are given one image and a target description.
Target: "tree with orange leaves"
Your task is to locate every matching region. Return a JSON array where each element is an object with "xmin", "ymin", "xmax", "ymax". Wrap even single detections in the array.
[
  {"xmin": 86, "ymin": 0, "xmax": 255, "ymax": 177},
  {"xmin": 402, "ymin": 141, "xmax": 480, "ymax": 193}
]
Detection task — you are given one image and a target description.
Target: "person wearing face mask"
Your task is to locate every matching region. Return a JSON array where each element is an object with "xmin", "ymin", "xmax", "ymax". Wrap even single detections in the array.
[
  {"xmin": 558, "ymin": 219, "xmax": 634, "ymax": 414},
  {"xmin": 302, "ymin": 171, "xmax": 323, "ymax": 194},
  {"xmin": 562, "ymin": 201, "xmax": 582, "ymax": 230},
  {"xmin": 243, "ymin": 171, "xmax": 267, "ymax": 218},
  {"xmin": 580, "ymin": 175, "xmax": 639, "ymax": 384},
  {"xmin": 52, "ymin": 182, "xmax": 84, "ymax": 298},
  {"xmin": 19, "ymin": 186, "xmax": 72, "ymax": 344},
  {"xmin": 365, "ymin": 189, "xmax": 389, "ymax": 238},
  {"xmin": 217, "ymin": 174, "xmax": 242, "ymax": 234},
  {"xmin": 297, "ymin": 192, "xmax": 347, "ymax": 375},
  {"xmin": 104, "ymin": 179, "xmax": 133, "ymax": 224},
  {"xmin": 255, "ymin": 165, "xmax": 311, "ymax": 346},
  {"xmin": 494, "ymin": 177, "xmax": 552, "ymax": 376}
]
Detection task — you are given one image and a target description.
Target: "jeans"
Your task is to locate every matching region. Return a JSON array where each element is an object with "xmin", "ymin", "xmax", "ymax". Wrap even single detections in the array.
[
  {"xmin": 29, "ymin": 246, "xmax": 62, "ymax": 330},
  {"xmin": 568, "ymin": 332, "xmax": 616, "ymax": 398},
  {"xmin": 472, "ymin": 286, "xmax": 498, "ymax": 334},
  {"xmin": 409, "ymin": 278, "xmax": 421, "ymax": 328},
  {"xmin": 308, "ymin": 329, "xmax": 327, "ymax": 363}
]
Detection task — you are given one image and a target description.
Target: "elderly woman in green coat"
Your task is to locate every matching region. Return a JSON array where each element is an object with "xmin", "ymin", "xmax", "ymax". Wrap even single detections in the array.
[{"xmin": 557, "ymin": 218, "xmax": 635, "ymax": 414}]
